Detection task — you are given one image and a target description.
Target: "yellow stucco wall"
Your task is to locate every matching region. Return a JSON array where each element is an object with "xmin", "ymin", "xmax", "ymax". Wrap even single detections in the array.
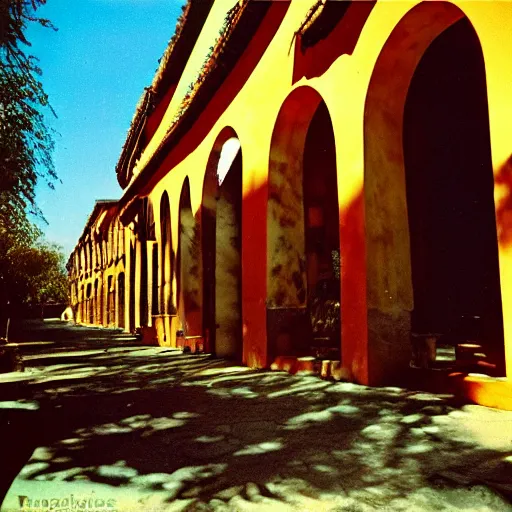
[
  {"xmin": 112, "ymin": 0, "xmax": 512, "ymax": 404},
  {"xmin": 71, "ymin": 219, "xmax": 128, "ymax": 330}
]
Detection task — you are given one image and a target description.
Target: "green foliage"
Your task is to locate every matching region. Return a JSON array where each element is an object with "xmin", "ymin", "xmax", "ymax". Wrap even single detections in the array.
[
  {"xmin": 0, "ymin": 1, "xmax": 64, "ymax": 312},
  {"xmin": 0, "ymin": 226, "xmax": 69, "ymax": 306},
  {"xmin": 19, "ymin": 240, "xmax": 69, "ymax": 305},
  {"xmin": 0, "ymin": 0, "xmax": 57, "ymax": 223},
  {"xmin": 171, "ymin": 1, "xmax": 247, "ymax": 126}
]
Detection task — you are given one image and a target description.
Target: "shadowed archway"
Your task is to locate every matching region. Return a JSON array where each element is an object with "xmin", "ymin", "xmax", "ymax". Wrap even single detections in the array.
[
  {"xmin": 117, "ymin": 272, "xmax": 125, "ymax": 330},
  {"xmin": 106, "ymin": 275, "xmax": 114, "ymax": 327},
  {"xmin": 79, "ymin": 285, "xmax": 85, "ymax": 323},
  {"xmin": 202, "ymin": 127, "xmax": 243, "ymax": 359},
  {"xmin": 94, "ymin": 278, "xmax": 101, "ymax": 325},
  {"xmin": 177, "ymin": 178, "xmax": 202, "ymax": 336},
  {"xmin": 364, "ymin": 1, "xmax": 505, "ymax": 384},
  {"xmin": 267, "ymin": 86, "xmax": 341, "ymax": 361},
  {"xmin": 159, "ymin": 192, "xmax": 174, "ymax": 316},
  {"xmin": 86, "ymin": 283, "xmax": 93, "ymax": 324},
  {"xmin": 129, "ymin": 239, "xmax": 136, "ymax": 332}
]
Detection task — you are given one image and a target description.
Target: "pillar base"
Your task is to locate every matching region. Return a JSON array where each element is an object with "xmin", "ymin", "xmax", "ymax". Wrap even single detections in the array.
[
  {"xmin": 153, "ymin": 315, "xmax": 177, "ymax": 348},
  {"xmin": 367, "ymin": 308, "xmax": 412, "ymax": 387},
  {"xmin": 164, "ymin": 314, "xmax": 177, "ymax": 348}
]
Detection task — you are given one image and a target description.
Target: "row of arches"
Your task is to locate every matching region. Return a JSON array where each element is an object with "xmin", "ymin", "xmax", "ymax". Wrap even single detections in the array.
[
  {"xmin": 154, "ymin": 129, "xmax": 243, "ymax": 358},
  {"xmin": 71, "ymin": 220, "xmax": 125, "ymax": 280},
  {"xmin": 69, "ymin": 2, "xmax": 507, "ymax": 384},
  {"xmin": 146, "ymin": 4, "xmax": 505, "ymax": 377},
  {"xmin": 75, "ymin": 273, "xmax": 125, "ymax": 329}
]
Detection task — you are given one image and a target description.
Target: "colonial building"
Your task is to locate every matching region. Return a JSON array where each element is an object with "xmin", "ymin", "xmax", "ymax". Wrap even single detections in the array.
[
  {"xmin": 69, "ymin": 0, "xmax": 512, "ymax": 409},
  {"xmin": 68, "ymin": 200, "xmax": 126, "ymax": 328}
]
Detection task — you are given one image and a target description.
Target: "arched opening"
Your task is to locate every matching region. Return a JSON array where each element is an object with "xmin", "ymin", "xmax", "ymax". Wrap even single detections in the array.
[
  {"xmin": 405, "ymin": 19, "xmax": 504, "ymax": 372},
  {"xmin": 107, "ymin": 275, "xmax": 114, "ymax": 327},
  {"xmin": 140, "ymin": 240, "xmax": 149, "ymax": 327},
  {"xmin": 80, "ymin": 247, "xmax": 85, "ymax": 276},
  {"xmin": 364, "ymin": 2, "xmax": 505, "ymax": 383},
  {"xmin": 267, "ymin": 87, "xmax": 341, "ymax": 361},
  {"xmin": 113, "ymin": 224, "xmax": 119, "ymax": 261},
  {"xmin": 96, "ymin": 240, "xmax": 102, "ymax": 272},
  {"xmin": 159, "ymin": 192, "xmax": 174, "ymax": 315},
  {"xmin": 80, "ymin": 285, "xmax": 84, "ymax": 323},
  {"xmin": 117, "ymin": 272, "xmax": 125, "ymax": 330},
  {"xmin": 152, "ymin": 243, "xmax": 159, "ymax": 316},
  {"xmin": 86, "ymin": 283, "xmax": 93, "ymax": 324},
  {"xmin": 129, "ymin": 239, "xmax": 136, "ymax": 331},
  {"xmin": 94, "ymin": 279, "xmax": 101, "ymax": 325},
  {"xmin": 202, "ymin": 128, "xmax": 243, "ymax": 359},
  {"xmin": 177, "ymin": 178, "xmax": 202, "ymax": 336},
  {"xmin": 107, "ymin": 226, "xmax": 113, "ymax": 264}
]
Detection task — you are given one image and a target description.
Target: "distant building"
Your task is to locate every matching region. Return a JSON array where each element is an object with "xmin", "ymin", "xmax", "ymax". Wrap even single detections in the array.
[
  {"xmin": 68, "ymin": 200, "xmax": 124, "ymax": 328},
  {"xmin": 70, "ymin": 0, "xmax": 512, "ymax": 409}
]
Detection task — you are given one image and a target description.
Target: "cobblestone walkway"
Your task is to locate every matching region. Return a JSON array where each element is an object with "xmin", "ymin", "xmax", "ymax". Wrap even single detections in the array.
[{"xmin": 1, "ymin": 320, "xmax": 512, "ymax": 511}]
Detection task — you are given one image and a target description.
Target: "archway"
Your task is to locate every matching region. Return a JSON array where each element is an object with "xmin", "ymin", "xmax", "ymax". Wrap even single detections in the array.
[
  {"xmin": 152, "ymin": 243, "xmax": 159, "ymax": 317},
  {"xmin": 80, "ymin": 285, "xmax": 84, "ymax": 323},
  {"xmin": 159, "ymin": 192, "xmax": 174, "ymax": 316},
  {"xmin": 94, "ymin": 279, "xmax": 101, "ymax": 325},
  {"xmin": 140, "ymin": 239, "xmax": 148, "ymax": 327},
  {"xmin": 107, "ymin": 275, "xmax": 114, "ymax": 327},
  {"xmin": 267, "ymin": 87, "xmax": 341, "ymax": 361},
  {"xmin": 86, "ymin": 283, "xmax": 93, "ymax": 324},
  {"xmin": 202, "ymin": 128, "xmax": 243, "ymax": 359},
  {"xmin": 364, "ymin": 2, "xmax": 505, "ymax": 383},
  {"xmin": 129, "ymin": 239, "xmax": 136, "ymax": 331},
  {"xmin": 117, "ymin": 272, "xmax": 125, "ymax": 330},
  {"xmin": 177, "ymin": 178, "xmax": 202, "ymax": 336}
]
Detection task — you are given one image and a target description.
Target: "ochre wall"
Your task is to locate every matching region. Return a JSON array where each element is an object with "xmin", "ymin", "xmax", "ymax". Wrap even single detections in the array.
[
  {"xmin": 71, "ymin": 218, "xmax": 128, "ymax": 332},
  {"xmin": 119, "ymin": 0, "xmax": 512, "ymax": 404}
]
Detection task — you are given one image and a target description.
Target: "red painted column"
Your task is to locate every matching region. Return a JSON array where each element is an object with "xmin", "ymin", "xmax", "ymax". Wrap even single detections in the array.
[
  {"xmin": 242, "ymin": 180, "xmax": 268, "ymax": 368},
  {"xmin": 340, "ymin": 192, "xmax": 369, "ymax": 384}
]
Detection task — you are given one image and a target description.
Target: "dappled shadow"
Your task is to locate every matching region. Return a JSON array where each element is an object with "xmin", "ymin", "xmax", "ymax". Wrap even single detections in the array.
[
  {"xmin": 496, "ymin": 154, "xmax": 512, "ymax": 248},
  {"xmin": 8, "ymin": 319, "xmax": 138, "ymax": 346},
  {"xmin": 1, "ymin": 321, "xmax": 512, "ymax": 511}
]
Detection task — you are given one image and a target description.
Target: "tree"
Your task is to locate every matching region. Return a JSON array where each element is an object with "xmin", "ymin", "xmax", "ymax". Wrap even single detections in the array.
[
  {"xmin": 14, "ymin": 241, "xmax": 68, "ymax": 303},
  {"xmin": 0, "ymin": 0, "xmax": 61, "ymax": 329},
  {"xmin": 0, "ymin": 0, "xmax": 57, "ymax": 226},
  {"xmin": 0, "ymin": 210, "xmax": 40, "ymax": 307},
  {"xmin": 0, "ymin": 233, "xmax": 69, "ymax": 333}
]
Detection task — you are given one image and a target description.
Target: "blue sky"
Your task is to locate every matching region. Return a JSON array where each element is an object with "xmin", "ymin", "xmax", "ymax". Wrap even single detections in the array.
[{"xmin": 27, "ymin": 0, "xmax": 186, "ymax": 256}]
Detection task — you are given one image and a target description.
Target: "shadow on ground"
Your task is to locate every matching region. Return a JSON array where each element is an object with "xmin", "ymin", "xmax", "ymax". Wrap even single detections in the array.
[{"xmin": 1, "ymin": 320, "xmax": 512, "ymax": 511}]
